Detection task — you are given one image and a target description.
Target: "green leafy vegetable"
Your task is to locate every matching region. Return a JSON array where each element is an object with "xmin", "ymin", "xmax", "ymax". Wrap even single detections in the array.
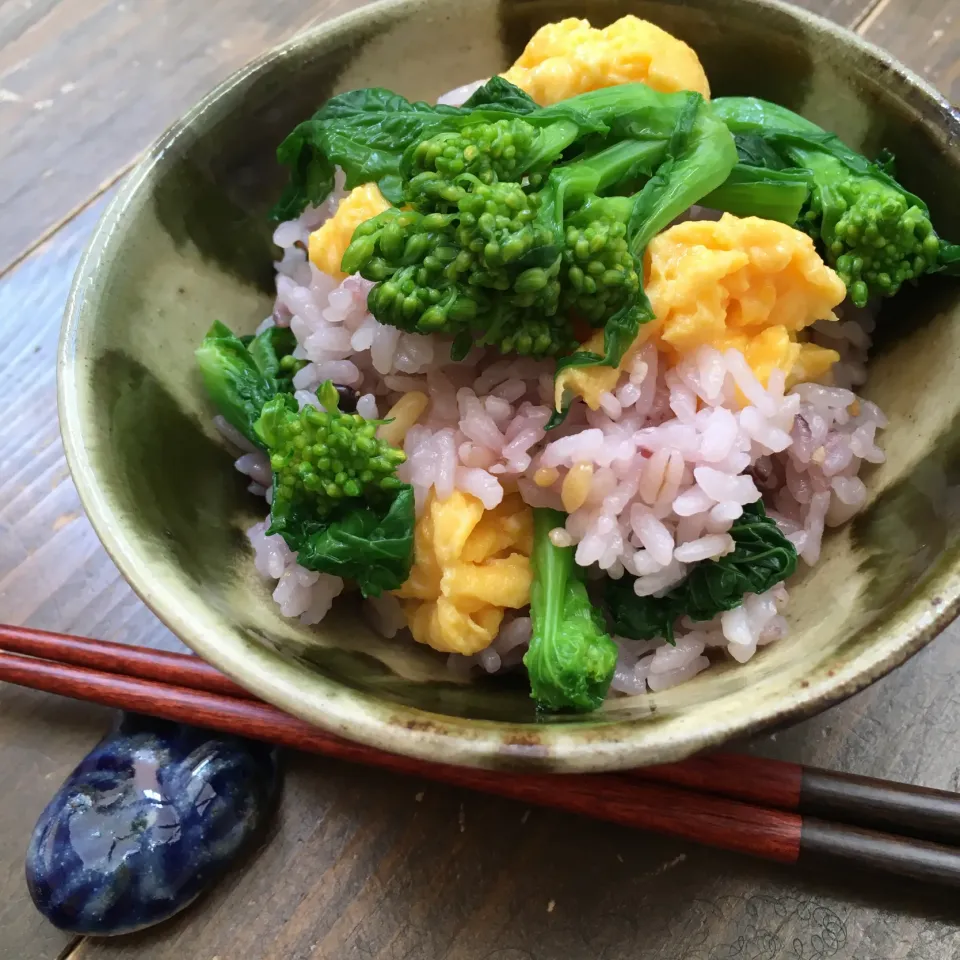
[
  {"xmin": 554, "ymin": 95, "xmax": 738, "ymax": 375},
  {"xmin": 247, "ymin": 325, "xmax": 297, "ymax": 382},
  {"xmin": 699, "ymin": 163, "xmax": 811, "ymax": 224},
  {"xmin": 272, "ymin": 79, "xmax": 604, "ymax": 219},
  {"xmin": 340, "ymin": 84, "xmax": 736, "ymax": 366},
  {"xmin": 732, "ymin": 132, "xmax": 789, "ymax": 170},
  {"xmin": 343, "ymin": 136, "xmax": 661, "ymax": 359},
  {"xmin": 273, "ymin": 88, "xmax": 462, "ymax": 218},
  {"xmin": 460, "ymin": 76, "xmax": 539, "ymax": 113},
  {"xmin": 292, "ymin": 485, "xmax": 416, "ymax": 596},
  {"xmin": 606, "ymin": 501, "xmax": 798, "ymax": 643},
  {"xmin": 399, "ymin": 115, "xmax": 585, "ymax": 212},
  {"xmin": 255, "ymin": 385, "xmax": 413, "ymax": 596},
  {"xmin": 524, "ymin": 508, "xmax": 617, "ymax": 712},
  {"xmin": 712, "ymin": 96, "xmax": 960, "ymax": 306},
  {"xmin": 940, "ymin": 241, "xmax": 960, "ymax": 273},
  {"xmin": 195, "ymin": 321, "xmax": 298, "ymax": 447},
  {"xmin": 257, "ymin": 388, "xmax": 407, "ymax": 517}
]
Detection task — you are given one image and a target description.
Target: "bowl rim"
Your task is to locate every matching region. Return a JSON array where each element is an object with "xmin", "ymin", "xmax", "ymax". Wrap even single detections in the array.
[{"xmin": 59, "ymin": 0, "xmax": 960, "ymax": 772}]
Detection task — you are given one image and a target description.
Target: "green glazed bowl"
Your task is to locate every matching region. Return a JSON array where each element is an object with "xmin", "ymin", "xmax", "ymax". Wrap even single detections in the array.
[{"xmin": 59, "ymin": 0, "xmax": 960, "ymax": 772}]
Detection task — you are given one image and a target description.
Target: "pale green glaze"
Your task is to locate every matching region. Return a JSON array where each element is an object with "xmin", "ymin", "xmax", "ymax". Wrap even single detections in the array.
[{"xmin": 59, "ymin": 0, "xmax": 960, "ymax": 771}]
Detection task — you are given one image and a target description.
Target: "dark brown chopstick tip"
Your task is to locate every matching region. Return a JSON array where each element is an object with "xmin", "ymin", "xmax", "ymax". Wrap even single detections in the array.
[
  {"xmin": 801, "ymin": 768, "xmax": 960, "ymax": 846},
  {"xmin": 801, "ymin": 818, "xmax": 960, "ymax": 888}
]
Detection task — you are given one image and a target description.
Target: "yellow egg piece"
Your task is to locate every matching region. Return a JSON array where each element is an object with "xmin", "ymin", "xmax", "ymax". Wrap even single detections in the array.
[
  {"xmin": 555, "ymin": 215, "xmax": 846, "ymax": 411},
  {"xmin": 394, "ymin": 491, "xmax": 534, "ymax": 656},
  {"xmin": 308, "ymin": 183, "xmax": 391, "ymax": 279},
  {"xmin": 742, "ymin": 326, "xmax": 799, "ymax": 386},
  {"xmin": 406, "ymin": 598, "xmax": 504, "ymax": 656},
  {"xmin": 646, "ymin": 215, "xmax": 847, "ymax": 363},
  {"xmin": 441, "ymin": 554, "xmax": 533, "ymax": 611},
  {"xmin": 553, "ymin": 325, "xmax": 661, "ymax": 413},
  {"xmin": 431, "ymin": 491, "xmax": 486, "ymax": 567},
  {"xmin": 393, "ymin": 507, "xmax": 442, "ymax": 601},
  {"xmin": 459, "ymin": 494, "xmax": 533, "ymax": 563},
  {"xmin": 502, "ymin": 15, "xmax": 710, "ymax": 105},
  {"xmin": 790, "ymin": 342, "xmax": 842, "ymax": 387},
  {"xmin": 554, "ymin": 331, "xmax": 613, "ymax": 413}
]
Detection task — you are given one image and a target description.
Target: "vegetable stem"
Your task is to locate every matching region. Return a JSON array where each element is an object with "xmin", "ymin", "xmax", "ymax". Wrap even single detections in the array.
[{"xmin": 525, "ymin": 509, "xmax": 617, "ymax": 713}]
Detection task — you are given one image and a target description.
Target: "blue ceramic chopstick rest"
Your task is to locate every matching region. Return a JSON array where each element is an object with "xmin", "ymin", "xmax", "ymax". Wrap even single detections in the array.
[{"xmin": 25, "ymin": 713, "xmax": 281, "ymax": 935}]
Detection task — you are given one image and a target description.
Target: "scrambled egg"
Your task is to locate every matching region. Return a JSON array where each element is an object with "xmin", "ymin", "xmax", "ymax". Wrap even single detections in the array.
[
  {"xmin": 556, "ymin": 215, "xmax": 846, "ymax": 410},
  {"xmin": 502, "ymin": 15, "xmax": 710, "ymax": 105},
  {"xmin": 646, "ymin": 215, "xmax": 846, "ymax": 379},
  {"xmin": 308, "ymin": 183, "xmax": 391, "ymax": 279},
  {"xmin": 394, "ymin": 491, "xmax": 533, "ymax": 655}
]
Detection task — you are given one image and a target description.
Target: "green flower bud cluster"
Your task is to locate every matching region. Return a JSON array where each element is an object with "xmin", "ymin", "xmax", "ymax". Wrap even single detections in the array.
[
  {"xmin": 342, "ymin": 176, "xmax": 571, "ymax": 351},
  {"xmin": 264, "ymin": 398, "xmax": 406, "ymax": 516},
  {"xmin": 340, "ymin": 208, "xmax": 460, "ymax": 282},
  {"xmin": 824, "ymin": 179, "xmax": 940, "ymax": 307},
  {"xmin": 368, "ymin": 265, "xmax": 478, "ymax": 333},
  {"xmin": 455, "ymin": 181, "xmax": 555, "ymax": 270},
  {"xmin": 494, "ymin": 310, "xmax": 577, "ymax": 357},
  {"xmin": 561, "ymin": 219, "xmax": 640, "ymax": 324},
  {"xmin": 403, "ymin": 119, "xmax": 540, "ymax": 210},
  {"xmin": 794, "ymin": 158, "xmax": 943, "ymax": 309}
]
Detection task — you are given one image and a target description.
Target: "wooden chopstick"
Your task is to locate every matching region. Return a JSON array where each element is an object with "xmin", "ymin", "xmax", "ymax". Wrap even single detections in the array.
[
  {"xmin": 4, "ymin": 626, "xmax": 960, "ymax": 885},
  {"xmin": 0, "ymin": 625, "xmax": 256, "ymax": 700},
  {"xmin": 0, "ymin": 647, "xmax": 801, "ymax": 861},
  {"xmin": 5, "ymin": 626, "xmax": 960, "ymax": 845}
]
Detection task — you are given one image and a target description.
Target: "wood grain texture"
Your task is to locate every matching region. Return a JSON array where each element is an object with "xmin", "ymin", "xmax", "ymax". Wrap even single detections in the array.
[
  {"xmin": 0, "ymin": 649, "xmax": 813, "ymax": 866},
  {"xmin": 2, "ymin": 0, "xmax": 960, "ymax": 957},
  {"xmin": 0, "ymin": 0, "xmax": 884, "ymax": 276},
  {"xmin": 15, "ymin": 628, "xmax": 960, "ymax": 853},
  {"xmin": 799, "ymin": 767, "xmax": 960, "ymax": 845},
  {"xmin": 0, "ymin": 0, "xmax": 366, "ymax": 274},
  {"xmin": 0, "ymin": 196, "xmax": 182, "ymax": 960},
  {"xmin": 635, "ymin": 751, "xmax": 804, "ymax": 809},
  {"xmin": 859, "ymin": 0, "xmax": 960, "ymax": 103},
  {"xmin": 798, "ymin": 818, "xmax": 960, "ymax": 887}
]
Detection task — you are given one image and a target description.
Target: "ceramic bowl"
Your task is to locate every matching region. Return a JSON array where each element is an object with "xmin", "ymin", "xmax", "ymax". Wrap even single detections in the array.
[{"xmin": 59, "ymin": 0, "xmax": 960, "ymax": 772}]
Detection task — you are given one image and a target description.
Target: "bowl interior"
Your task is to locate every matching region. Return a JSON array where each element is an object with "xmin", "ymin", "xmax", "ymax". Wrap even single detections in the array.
[{"xmin": 60, "ymin": 0, "xmax": 960, "ymax": 770}]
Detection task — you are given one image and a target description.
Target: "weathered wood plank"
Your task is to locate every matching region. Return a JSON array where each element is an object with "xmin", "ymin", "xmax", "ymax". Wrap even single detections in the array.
[
  {"xmin": 0, "ymin": 0, "xmax": 366, "ymax": 274},
  {"xmin": 59, "ymin": 631, "xmax": 960, "ymax": 960},
  {"xmin": 0, "ymin": 195, "xmax": 182, "ymax": 960},
  {"xmin": 859, "ymin": 0, "xmax": 960, "ymax": 103}
]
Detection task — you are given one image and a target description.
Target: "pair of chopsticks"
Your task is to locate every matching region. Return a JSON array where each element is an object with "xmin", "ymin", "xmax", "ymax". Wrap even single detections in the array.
[{"xmin": 3, "ymin": 625, "xmax": 960, "ymax": 886}]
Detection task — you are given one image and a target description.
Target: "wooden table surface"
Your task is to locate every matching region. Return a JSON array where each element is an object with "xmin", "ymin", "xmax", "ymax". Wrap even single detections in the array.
[{"xmin": 1, "ymin": 1, "xmax": 959, "ymax": 957}]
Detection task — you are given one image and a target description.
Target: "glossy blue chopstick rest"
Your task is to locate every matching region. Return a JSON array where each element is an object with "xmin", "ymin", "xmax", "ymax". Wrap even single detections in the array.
[{"xmin": 25, "ymin": 713, "xmax": 281, "ymax": 935}]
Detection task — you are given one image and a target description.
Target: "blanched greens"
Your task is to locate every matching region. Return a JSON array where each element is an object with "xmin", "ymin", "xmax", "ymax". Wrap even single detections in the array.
[
  {"xmin": 699, "ymin": 163, "xmax": 811, "ymax": 224},
  {"xmin": 195, "ymin": 329, "xmax": 416, "ymax": 596},
  {"xmin": 606, "ymin": 501, "xmax": 797, "ymax": 643},
  {"xmin": 324, "ymin": 80, "xmax": 736, "ymax": 370},
  {"xmin": 710, "ymin": 96, "xmax": 960, "ymax": 305},
  {"xmin": 195, "ymin": 321, "xmax": 301, "ymax": 447},
  {"xmin": 246, "ymin": 325, "xmax": 304, "ymax": 387},
  {"xmin": 269, "ymin": 477, "xmax": 415, "ymax": 598},
  {"xmin": 254, "ymin": 384, "xmax": 414, "ymax": 596},
  {"xmin": 525, "ymin": 508, "xmax": 617, "ymax": 712},
  {"xmin": 272, "ymin": 78, "xmax": 605, "ymax": 220}
]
